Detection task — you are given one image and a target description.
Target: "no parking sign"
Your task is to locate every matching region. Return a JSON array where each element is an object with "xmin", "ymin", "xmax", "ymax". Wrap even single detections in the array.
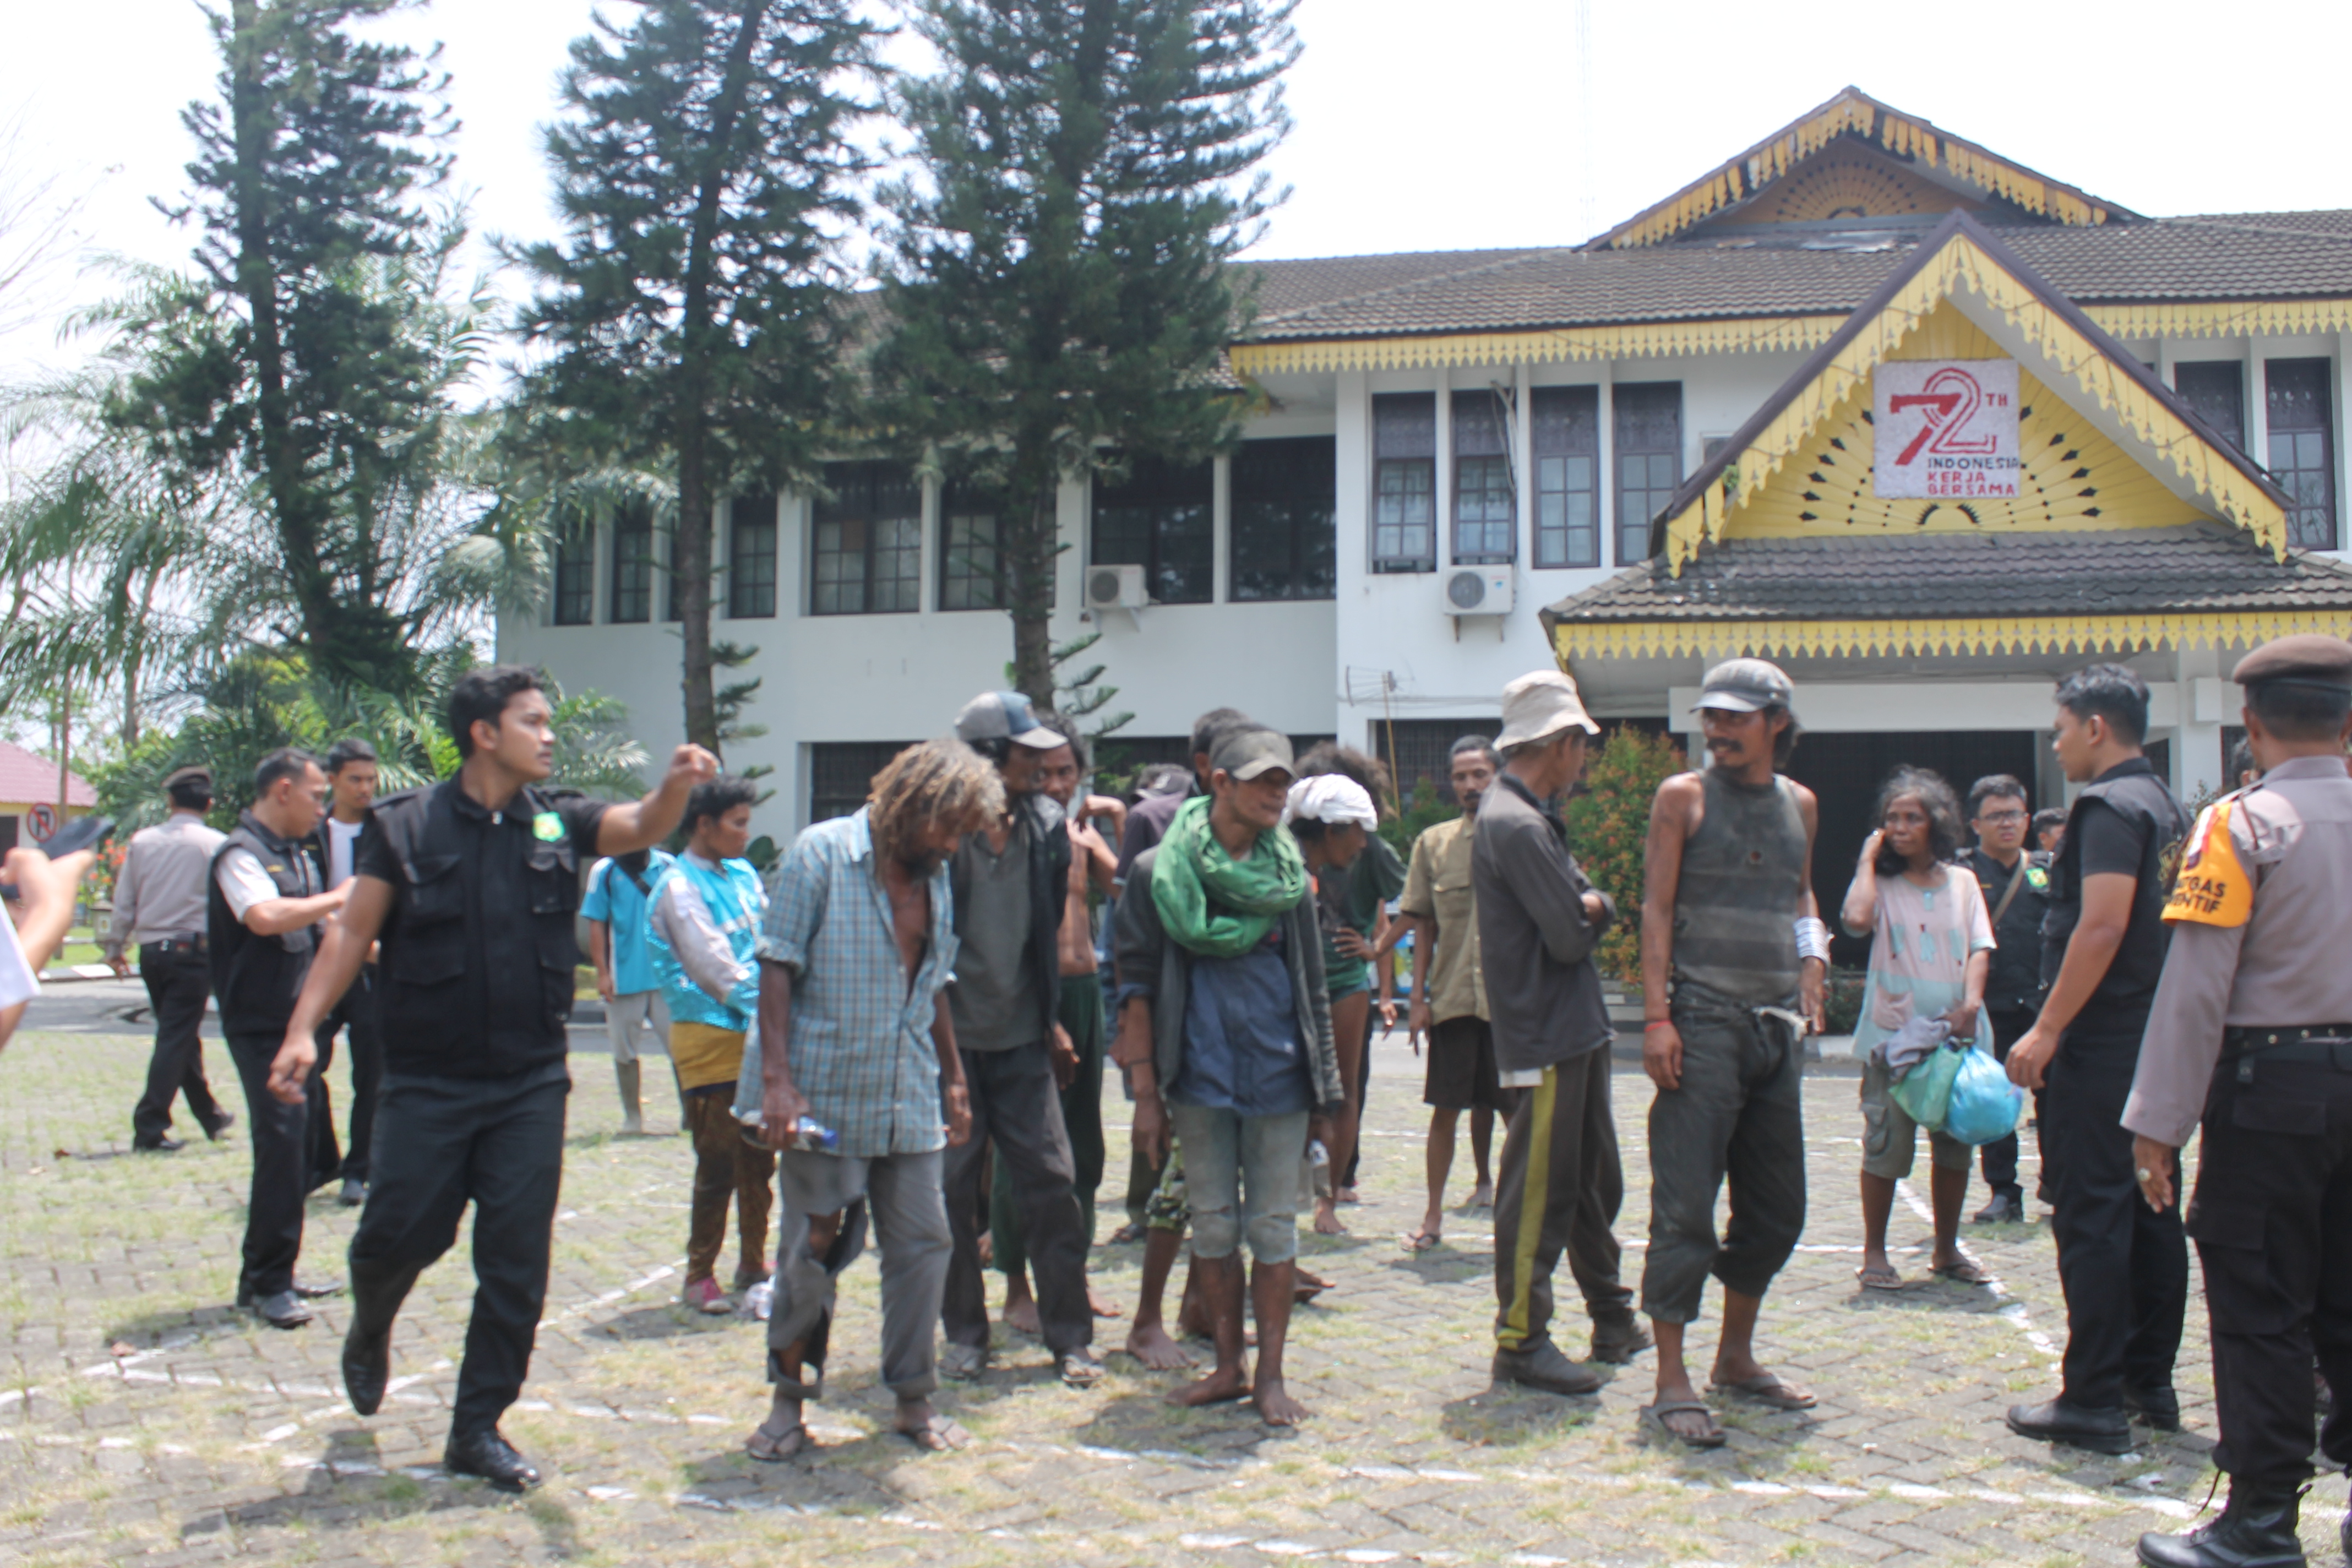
[{"xmin": 26, "ymin": 803, "xmax": 58, "ymax": 841}]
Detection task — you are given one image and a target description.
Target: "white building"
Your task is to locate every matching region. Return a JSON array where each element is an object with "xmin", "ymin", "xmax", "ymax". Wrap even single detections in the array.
[{"xmin": 503, "ymin": 87, "xmax": 2352, "ymax": 888}]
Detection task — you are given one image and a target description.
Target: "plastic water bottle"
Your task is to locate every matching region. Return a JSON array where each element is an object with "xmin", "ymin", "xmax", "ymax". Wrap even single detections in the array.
[
  {"xmin": 793, "ymin": 1119, "xmax": 841, "ymax": 1154},
  {"xmin": 744, "ymin": 1278, "xmax": 774, "ymax": 1321}
]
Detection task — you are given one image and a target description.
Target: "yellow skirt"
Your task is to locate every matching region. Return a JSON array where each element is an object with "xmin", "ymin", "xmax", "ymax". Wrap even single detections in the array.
[{"xmin": 667, "ymin": 1021, "xmax": 747, "ymax": 1093}]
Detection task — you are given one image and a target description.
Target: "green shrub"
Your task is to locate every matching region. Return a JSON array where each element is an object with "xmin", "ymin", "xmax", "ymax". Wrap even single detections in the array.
[{"xmin": 1563, "ymin": 726, "xmax": 1690, "ymax": 986}]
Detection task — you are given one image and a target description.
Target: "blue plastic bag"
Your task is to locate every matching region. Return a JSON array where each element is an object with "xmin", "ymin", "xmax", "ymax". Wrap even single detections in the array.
[{"xmin": 1942, "ymin": 1043, "xmax": 2026, "ymax": 1146}]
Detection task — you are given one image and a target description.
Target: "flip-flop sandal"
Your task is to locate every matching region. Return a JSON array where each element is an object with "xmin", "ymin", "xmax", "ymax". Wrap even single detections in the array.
[
  {"xmin": 1106, "ymin": 1223, "xmax": 1145, "ymax": 1245},
  {"xmin": 1856, "ymin": 1265, "xmax": 1904, "ymax": 1292},
  {"xmin": 938, "ymin": 1343, "xmax": 988, "ymax": 1381},
  {"xmin": 1401, "ymin": 1230, "xmax": 1442, "ymax": 1253},
  {"xmin": 1641, "ymin": 1399, "xmax": 1727, "ymax": 1449},
  {"xmin": 744, "ymin": 1422, "xmax": 809, "ymax": 1462},
  {"xmin": 899, "ymin": 1413, "xmax": 972, "ymax": 1452},
  {"xmin": 1709, "ymin": 1374, "xmax": 1819, "ymax": 1411},
  {"xmin": 1931, "ymin": 1260, "xmax": 1992, "ymax": 1286}
]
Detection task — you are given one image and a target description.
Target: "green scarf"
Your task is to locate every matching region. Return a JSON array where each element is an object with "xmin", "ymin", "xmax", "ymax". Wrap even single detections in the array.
[{"xmin": 1151, "ymin": 796, "xmax": 1308, "ymax": 959}]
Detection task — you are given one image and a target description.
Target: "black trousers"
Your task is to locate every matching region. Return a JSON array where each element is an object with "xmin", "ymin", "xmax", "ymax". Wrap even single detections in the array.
[
  {"xmin": 1493, "ymin": 1046, "xmax": 1631, "ymax": 1351},
  {"xmin": 941, "ymin": 1039, "xmax": 1092, "ymax": 1356},
  {"xmin": 133, "ymin": 944, "xmax": 226, "ymax": 1143},
  {"xmin": 224, "ymin": 1029, "xmax": 316, "ymax": 1298},
  {"xmin": 2044, "ymin": 1012, "xmax": 2188, "ymax": 1408},
  {"xmin": 2187, "ymin": 1050, "xmax": 2352, "ymax": 1488},
  {"xmin": 319, "ymin": 966, "xmax": 383, "ymax": 1182},
  {"xmin": 349, "ymin": 1064, "xmax": 569, "ymax": 1440},
  {"xmin": 1978, "ymin": 1006, "xmax": 2038, "ymax": 1195}
]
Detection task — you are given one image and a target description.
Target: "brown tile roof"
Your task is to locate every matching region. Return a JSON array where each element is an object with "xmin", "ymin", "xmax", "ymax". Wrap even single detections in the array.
[
  {"xmin": 1235, "ymin": 213, "xmax": 2352, "ymax": 342},
  {"xmin": 1540, "ymin": 525, "xmax": 2352, "ymax": 627}
]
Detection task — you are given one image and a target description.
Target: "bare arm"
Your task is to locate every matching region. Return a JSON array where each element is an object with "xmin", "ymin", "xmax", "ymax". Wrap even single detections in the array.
[
  {"xmin": 1075, "ymin": 821, "xmax": 1118, "ymax": 898},
  {"xmin": 0, "ymin": 847, "xmax": 97, "ymax": 1054},
  {"xmin": 2005, "ymin": 871, "xmax": 2135, "ymax": 1095},
  {"xmin": 594, "ymin": 744, "xmax": 719, "ymax": 856},
  {"xmin": 932, "ymin": 1006, "xmax": 971, "ymax": 1145},
  {"xmin": 1792, "ymin": 782, "xmax": 1828, "ymax": 1030},
  {"xmin": 1839, "ymin": 834, "xmax": 1883, "ymax": 937},
  {"xmin": 243, "ymin": 884, "xmax": 351, "ymax": 938},
  {"xmin": 1949, "ymin": 946, "xmax": 1990, "ymax": 1037},
  {"xmin": 1639, "ymin": 775, "xmax": 1701, "ymax": 1088},
  {"xmin": 756, "ymin": 959, "xmax": 807, "ymax": 1142},
  {"xmin": 270, "ymin": 875, "xmax": 392, "ymax": 1101},
  {"xmin": 585, "ymin": 921, "xmax": 613, "ymax": 1000}
]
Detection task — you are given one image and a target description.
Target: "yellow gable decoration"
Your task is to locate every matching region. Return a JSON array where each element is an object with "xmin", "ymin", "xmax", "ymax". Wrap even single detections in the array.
[{"xmin": 1658, "ymin": 216, "xmax": 2291, "ymax": 573}]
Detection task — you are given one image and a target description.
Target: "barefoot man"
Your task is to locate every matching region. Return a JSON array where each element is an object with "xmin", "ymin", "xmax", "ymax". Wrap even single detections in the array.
[
  {"xmin": 1113, "ymin": 725, "xmax": 1339, "ymax": 1425},
  {"xmin": 1637, "ymin": 658, "xmax": 1827, "ymax": 1449},
  {"xmin": 738, "ymin": 740, "xmax": 999, "ymax": 1458}
]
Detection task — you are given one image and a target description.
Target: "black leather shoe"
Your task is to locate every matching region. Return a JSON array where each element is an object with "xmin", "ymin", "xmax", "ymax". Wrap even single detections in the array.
[
  {"xmin": 237, "ymin": 1279, "xmax": 344, "ymax": 1308},
  {"xmin": 2124, "ymin": 1383, "xmax": 2182, "ymax": 1431},
  {"xmin": 2007, "ymin": 1397, "xmax": 2132, "ymax": 1454},
  {"xmin": 1590, "ymin": 1313, "xmax": 1654, "ymax": 1365},
  {"xmin": 250, "ymin": 1289, "xmax": 313, "ymax": 1329},
  {"xmin": 132, "ymin": 1136, "xmax": 185, "ymax": 1154},
  {"xmin": 1493, "ymin": 1340, "xmax": 1602, "ymax": 1395},
  {"xmin": 445, "ymin": 1429, "xmax": 541, "ymax": 1493},
  {"xmin": 2136, "ymin": 1483, "xmax": 2306, "ymax": 1567},
  {"xmin": 1973, "ymin": 1188, "xmax": 2025, "ymax": 1224},
  {"xmin": 344, "ymin": 1320, "xmax": 391, "ymax": 1417},
  {"xmin": 205, "ymin": 1113, "xmax": 236, "ymax": 1142}
]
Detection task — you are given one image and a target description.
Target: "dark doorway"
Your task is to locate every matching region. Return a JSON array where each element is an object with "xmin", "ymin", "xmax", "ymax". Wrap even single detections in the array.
[{"xmin": 1785, "ymin": 730, "xmax": 2043, "ymax": 970}]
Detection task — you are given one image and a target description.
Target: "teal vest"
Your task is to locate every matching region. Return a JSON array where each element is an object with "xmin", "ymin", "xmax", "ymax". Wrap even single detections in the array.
[{"xmin": 647, "ymin": 854, "xmax": 766, "ymax": 1032}]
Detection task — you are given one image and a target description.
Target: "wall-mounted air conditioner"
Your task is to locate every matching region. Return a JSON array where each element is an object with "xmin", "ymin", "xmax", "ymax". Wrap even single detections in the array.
[{"xmin": 1445, "ymin": 567, "xmax": 1513, "ymax": 616}]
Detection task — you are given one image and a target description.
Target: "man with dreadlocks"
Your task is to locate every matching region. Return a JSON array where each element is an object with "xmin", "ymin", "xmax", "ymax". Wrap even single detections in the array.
[{"xmin": 737, "ymin": 738, "xmax": 1002, "ymax": 1459}]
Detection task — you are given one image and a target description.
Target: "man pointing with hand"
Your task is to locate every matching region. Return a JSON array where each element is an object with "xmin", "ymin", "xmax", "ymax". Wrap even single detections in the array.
[{"xmin": 273, "ymin": 666, "xmax": 716, "ymax": 1494}]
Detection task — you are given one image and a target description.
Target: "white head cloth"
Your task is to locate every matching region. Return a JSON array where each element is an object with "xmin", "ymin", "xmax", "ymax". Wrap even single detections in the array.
[{"xmin": 1282, "ymin": 774, "xmax": 1379, "ymax": 830}]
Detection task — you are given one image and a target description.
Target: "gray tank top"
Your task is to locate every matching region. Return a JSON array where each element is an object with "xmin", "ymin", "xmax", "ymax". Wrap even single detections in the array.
[{"xmin": 1673, "ymin": 770, "xmax": 1807, "ymax": 1000}]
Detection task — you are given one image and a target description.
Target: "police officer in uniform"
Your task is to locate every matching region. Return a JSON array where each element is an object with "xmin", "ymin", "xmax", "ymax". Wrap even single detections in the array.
[
  {"xmin": 272, "ymin": 667, "xmax": 715, "ymax": 1493},
  {"xmin": 2127, "ymin": 634, "xmax": 2352, "ymax": 1568}
]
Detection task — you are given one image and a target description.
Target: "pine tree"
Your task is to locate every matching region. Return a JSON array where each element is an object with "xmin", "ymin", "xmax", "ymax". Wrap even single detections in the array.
[
  {"xmin": 514, "ymin": 0, "xmax": 875, "ymax": 752},
  {"xmin": 117, "ymin": 0, "xmax": 458, "ymax": 691},
  {"xmin": 878, "ymin": 0, "xmax": 1299, "ymax": 704}
]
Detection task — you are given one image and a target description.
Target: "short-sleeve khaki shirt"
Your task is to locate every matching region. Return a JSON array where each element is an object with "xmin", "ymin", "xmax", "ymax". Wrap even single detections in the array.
[{"xmin": 1400, "ymin": 814, "xmax": 1487, "ymax": 1023}]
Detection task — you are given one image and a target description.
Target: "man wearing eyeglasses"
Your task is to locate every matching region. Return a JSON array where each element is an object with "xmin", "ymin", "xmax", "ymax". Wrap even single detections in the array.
[{"xmin": 1962, "ymin": 774, "xmax": 2050, "ymax": 1224}]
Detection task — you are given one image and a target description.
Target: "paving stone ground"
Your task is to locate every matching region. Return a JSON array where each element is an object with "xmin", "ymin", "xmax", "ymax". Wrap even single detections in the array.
[{"xmin": 3, "ymin": 1015, "xmax": 2346, "ymax": 1566}]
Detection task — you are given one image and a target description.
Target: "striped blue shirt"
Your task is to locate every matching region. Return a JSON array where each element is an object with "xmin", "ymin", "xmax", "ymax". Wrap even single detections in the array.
[{"xmin": 737, "ymin": 808, "xmax": 960, "ymax": 1157}]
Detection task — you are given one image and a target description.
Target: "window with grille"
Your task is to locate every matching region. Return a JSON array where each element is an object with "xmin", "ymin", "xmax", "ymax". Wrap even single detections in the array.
[
  {"xmin": 2173, "ymin": 361, "xmax": 2245, "ymax": 451},
  {"xmin": 2266, "ymin": 359, "xmax": 2337, "ymax": 550},
  {"xmin": 812, "ymin": 462, "xmax": 922, "ymax": 616},
  {"xmin": 1614, "ymin": 383, "xmax": 1682, "ymax": 564},
  {"xmin": 1231, "ymin": 437, "xmax": 1336, "ymax": 601},
  {"xmin": 729, "ymin": 495, "xmax": 778, "ymax": 618},
  {"xmin": 1092, "ymin": 454, "xmax": 1213, "ymax": 605},
  {"xmin": 611, "ymin": 507, "xmax": 655, "ymax": 624},
  {"xmin": 1373, "ymin": 718, "xmax": 1503, "ymax": 810},
  {"xmin": 1372, "ymin": 393, "xmax": 1437, "ymax": 572},
  {"xmin": 808, "ymin": 741, "xmax": 917, "ymax": 825},
  {"xmin": 1531, "ymin": 386, "xmax": 1600, "ymax": 568},
  {"xmin": 940, "ymin": 487, "xmax": 1005, "ymax": 611},
  {"xmin": 552, "ymin": 521, "xmax": 596, "ymax": 625},
  {"xmin": 1451, "ymin": 393, "xmax": 1514, "ymax": 563}
]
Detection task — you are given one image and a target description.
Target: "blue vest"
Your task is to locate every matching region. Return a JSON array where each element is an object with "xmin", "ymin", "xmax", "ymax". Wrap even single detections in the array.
[{"xmin": 647, "ymin": 854, "xmax": 766, "ymax": 1032}]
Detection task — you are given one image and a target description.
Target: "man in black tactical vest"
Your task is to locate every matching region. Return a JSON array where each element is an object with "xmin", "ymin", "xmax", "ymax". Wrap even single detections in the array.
[
  {"xmin": 2004, "ymin": 664, "xmax": 2191, "ymax": 1456},
  {"xmin": 208, "ymin": 748, "xmax": 351, "ymax": 1330},
  {"xmin": 272, "ymin": 667, "xmax": 716, "ymax": 1493}
]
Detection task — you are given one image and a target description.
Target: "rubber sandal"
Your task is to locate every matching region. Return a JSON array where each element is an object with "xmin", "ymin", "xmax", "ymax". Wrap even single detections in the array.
[
  {"xmin": 1106, "ymin": 1223, "xmax": 1145, "ymax": 1245},
  {"xmin": 744, "ymin": 1422, "xmax": 808, "ymax": 1462},
  {"xmin": 1856, "ymin": 1264, "xmax": 1904, "ymax": 1292},
  {"xmin": 899, "ymin": 1413, "xmax": 972, "ymax": 1452},
  {"xmin": 938, "ymin": 1343, "xmax": 987, "ymax": 1381},
  {"xmin": 1709, "ymin": 1373, "xmax": 1819, "ymax": 1411},
  {"xmin": 1401, "ymin": 1229, "xmax": 1441, "ymax": 1253},
  {"xmin": 1641, "ymin": 1399, "xmax": 1727, "ymax": 1449},
  {"xmin": 1931, "ymin": 1259, "xmax": 1992, "ymax": 1286}
]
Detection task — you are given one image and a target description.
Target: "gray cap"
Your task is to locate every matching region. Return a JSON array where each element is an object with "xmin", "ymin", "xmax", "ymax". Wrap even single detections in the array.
[
  {"xmin": 1210, "ymin": 726, "xmax": 1296, "ymax": 783},
  {"xmin": 1693, "ymin": 657, "xmax": 1796, "ymax": 717},
  {"xmin": 953, "ymin": 690, "xmax": 1064, "ymax": 752}
]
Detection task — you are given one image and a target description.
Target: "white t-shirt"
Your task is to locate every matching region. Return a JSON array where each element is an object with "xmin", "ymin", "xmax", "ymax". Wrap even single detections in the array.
[
  {"xmin": 325, "ymin": 816, "xmax": 366, "ymax": 889},
  {"xmin": 0, "ymin": 903, "xmax": 39, "ymax": 1009},
  {"xmin": 216, "ymin": 847, "xmax": 286, "ymax": 921}
]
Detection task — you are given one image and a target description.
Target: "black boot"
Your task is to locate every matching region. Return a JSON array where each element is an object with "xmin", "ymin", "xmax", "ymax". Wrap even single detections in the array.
[
  {"xmin": 344, "ymin": 1259, "xmax": 422, "ymax": 1418},
  {"xmin": 2136, "ymin": 1483, "xmax": 2306, "ymax": 1568}
]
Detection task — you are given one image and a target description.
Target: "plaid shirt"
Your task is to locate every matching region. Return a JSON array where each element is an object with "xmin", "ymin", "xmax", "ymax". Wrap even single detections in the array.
[{"xmin": 744, "ymin": 808, "xmax": 960, "ymax": 1157}]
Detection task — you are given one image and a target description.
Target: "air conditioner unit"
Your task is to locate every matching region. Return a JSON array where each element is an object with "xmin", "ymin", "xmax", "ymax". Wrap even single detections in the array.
[
  {"xmin": 1084, "ymin": 563, "xmax": 1148, "ymax": 612},
  {"xmin": 1445, "ymin": 567, "xmax": 1513, "ymax": 616}
]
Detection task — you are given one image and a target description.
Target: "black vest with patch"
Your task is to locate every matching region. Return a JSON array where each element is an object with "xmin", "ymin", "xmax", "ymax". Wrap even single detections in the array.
[
  {"xmin": 2040, "ymin": 758, "xmax": 2189, "ymax": 1011},
  {"xmin": 206, "ymin": 814, "xmax": 322, "ymax": 1036},
  {"xmin": 369, "ymin": 779, "xmax": 586, "ymax": 1079}
]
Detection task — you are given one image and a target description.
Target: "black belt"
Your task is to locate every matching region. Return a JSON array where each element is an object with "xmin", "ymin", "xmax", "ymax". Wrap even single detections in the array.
[
  {"xmin": 2220, "ymin": 1026, "xmax": 2352, "ymax": 1073},
  {"xmin": 144, "ymin": 934, "xmax": 206, "ymax": 955}
]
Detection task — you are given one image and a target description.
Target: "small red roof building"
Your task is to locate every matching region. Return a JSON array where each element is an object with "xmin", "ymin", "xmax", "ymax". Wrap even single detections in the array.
[{"xmin": 0, "ymin": 739, "xmax": 97, "ymax": 809}]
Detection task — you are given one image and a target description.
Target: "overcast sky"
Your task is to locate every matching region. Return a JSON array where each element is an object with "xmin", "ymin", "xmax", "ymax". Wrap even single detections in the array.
[{"xmin": 4, "ymin": 0, "xmax": 2348, "ymax": 385}]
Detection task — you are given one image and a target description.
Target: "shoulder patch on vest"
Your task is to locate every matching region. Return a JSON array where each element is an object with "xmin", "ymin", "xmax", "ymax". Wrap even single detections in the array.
[{"xmin": 533, "ymin": 811, "xmax": 564, "ymax": 842}]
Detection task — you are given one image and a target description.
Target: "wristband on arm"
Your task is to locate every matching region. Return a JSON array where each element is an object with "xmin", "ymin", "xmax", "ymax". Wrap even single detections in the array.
[{"xmin": 1793, "ymin": 916, "xmax": 1831, "ymax": 964}]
